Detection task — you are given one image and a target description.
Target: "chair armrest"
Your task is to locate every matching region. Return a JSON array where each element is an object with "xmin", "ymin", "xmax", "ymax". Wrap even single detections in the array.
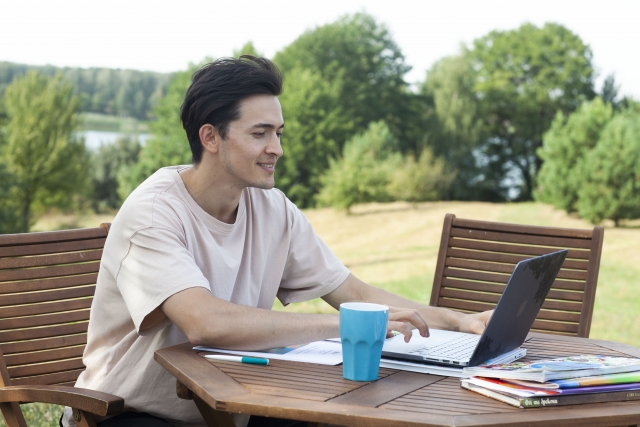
[{"xmin": 0, "ymin": 385, "xmax": 124, "ymax": 416}]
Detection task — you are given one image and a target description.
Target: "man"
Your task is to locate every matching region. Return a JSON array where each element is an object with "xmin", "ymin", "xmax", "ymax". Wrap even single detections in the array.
[{"xmin": 64, "ymin": 56, "xmax": 491, "ymax": 427}]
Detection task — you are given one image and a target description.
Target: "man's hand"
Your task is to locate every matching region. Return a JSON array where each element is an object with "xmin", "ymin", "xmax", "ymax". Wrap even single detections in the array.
[
  {"xmin": 387, "ymin": 307, "xmax": 429, "ymax": 343},
  {"xmin": 457, "ymin": 310, "xmax": 494, "ymax": 335}
]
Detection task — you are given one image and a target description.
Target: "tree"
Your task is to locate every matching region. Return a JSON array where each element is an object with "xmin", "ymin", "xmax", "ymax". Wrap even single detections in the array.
[
  {"xmin": 117, "ymin": 68, "xmax": 195, "ymax": 200},
  {"xmin": 90, "ymin": 136, "xmax": 142, "ymax": 212},
  {"xmin": 273, "ymin": 12, "xmax": 426, "ymax": 206},
  {"xmin": 577, "ymin": 111, "xmax": 640, "ymax": 226},
  {"xmin": 536, "ymin": 97, "xmax": 613, "ymax": 211},
  {"xmin": 420, "ymin": 54, "xmax": 489, "ymax": 200},
  {"xmin": 233, "ymin": 41, "xmax": 262, "ymax": 57},
  {"xmin": 0, "ymin": 71, "xmax": 89, "ymax": 232},
  {"xmin": 316, "ymin": 121, "xmax": 400, "ymax": 213},
  {"xmin": 600, "ymin": 74, "xmax": 621, "ymax": 109},
  {"xmin": 276, "ymin": 67, "xmax": 353, "ymax": 206},
  {"xmin": 274, "ymin": 13, "xmax": 412, "ymax": 139},
  {"xmin": 470, "ymin": 23, "xmax": 596, "ymax": 200}
]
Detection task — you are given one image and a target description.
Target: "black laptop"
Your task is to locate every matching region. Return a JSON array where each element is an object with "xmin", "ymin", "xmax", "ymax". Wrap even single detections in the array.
[{"xmin": 382, "ymin": 249, "xmax": 568, "ymax": 367}]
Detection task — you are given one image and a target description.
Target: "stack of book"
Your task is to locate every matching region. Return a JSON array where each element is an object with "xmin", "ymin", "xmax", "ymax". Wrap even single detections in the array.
[{"xmin": 460, "ymin": 355, "xmax": 640, "ymax": 408}]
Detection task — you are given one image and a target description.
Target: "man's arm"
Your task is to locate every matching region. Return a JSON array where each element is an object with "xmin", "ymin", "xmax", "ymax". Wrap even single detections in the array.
[
  {"xmin": 322, "ymin": 274, "xmax": 492, "ymax": 340},
  {"xmin": 162, "ymin": 274, "xmax": 490, "ymax": 350},
  {"xmin": 160, "ymin": 287, "xmax": 338, "ymax": 350}
]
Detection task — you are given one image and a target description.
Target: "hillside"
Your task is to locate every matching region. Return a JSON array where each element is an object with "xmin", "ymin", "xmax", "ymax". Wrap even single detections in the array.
[{"xmin": 32, "ymin": 201, "xmax": 640, "ymax": 346}]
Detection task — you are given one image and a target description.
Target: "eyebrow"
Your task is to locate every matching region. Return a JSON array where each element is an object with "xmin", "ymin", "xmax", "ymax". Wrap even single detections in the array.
[{"xmin": 250, "ymin": 123, "xmax": 285, "ymax": 130}]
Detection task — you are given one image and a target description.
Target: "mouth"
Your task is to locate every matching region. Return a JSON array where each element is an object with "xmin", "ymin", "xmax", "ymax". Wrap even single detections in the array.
[{"xmin": 257, "ymin": 162, "xmax": 276, "ymax": 172}]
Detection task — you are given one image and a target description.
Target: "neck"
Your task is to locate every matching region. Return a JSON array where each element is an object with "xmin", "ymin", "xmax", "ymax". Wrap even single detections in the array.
[{"xmin": 179, "ymin": 162, "xmax": 243, "ymax": 224}]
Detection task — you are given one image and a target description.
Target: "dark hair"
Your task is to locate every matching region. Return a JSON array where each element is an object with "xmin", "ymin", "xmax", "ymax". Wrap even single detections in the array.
[{"xmin": 180, "ymin": 55, "xmax": 283, "ymax": 163}]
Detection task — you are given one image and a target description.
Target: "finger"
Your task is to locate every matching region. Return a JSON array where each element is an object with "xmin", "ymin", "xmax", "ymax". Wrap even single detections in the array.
[
  {"xmin": 389, "ymin": 309, "xmax": 429, "ymax": 338},
  {"xmin": 388, "ymin": 320, "xmax": 414, "ymax": 343}
]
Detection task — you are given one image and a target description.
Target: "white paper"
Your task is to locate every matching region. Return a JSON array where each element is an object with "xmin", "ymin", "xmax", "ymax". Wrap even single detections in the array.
[
  {"xmin": 380, "ymin": 358, "xmax": 466, "ymax": 377},
  {"xmin": 194, "ymin": 340, "xmax": 343, "ymax": 365}
]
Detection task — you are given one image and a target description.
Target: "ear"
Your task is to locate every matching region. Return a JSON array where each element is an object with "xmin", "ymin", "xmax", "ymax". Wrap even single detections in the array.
[{"xmin": 199, "ymin": 124, "xmax": 221, "ymax": 155}]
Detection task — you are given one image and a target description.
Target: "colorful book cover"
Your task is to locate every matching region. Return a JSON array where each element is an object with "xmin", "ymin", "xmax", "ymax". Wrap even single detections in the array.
[
  {"xmin": 461, "ymin": 380, "xmax": 640, "ymax": 409},
  {"xmin": 462, "ymin": 355, "xmax": 640, "ymax": 382},
  {"xmin": 468, "ymin": 377, "xmax": 640, "ymax": 398}
]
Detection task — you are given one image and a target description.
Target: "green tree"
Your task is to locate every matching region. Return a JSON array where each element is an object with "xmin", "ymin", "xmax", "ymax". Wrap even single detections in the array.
[
  {"xmin": 274, "ymin": 12, "xmax": 426, "ymax": 205},
  {"xmin": 536, "ymin": 97, "xmax": 613, "ymax": 211},
  {"xmin": 233, "ymin": 41, "xmax": 262, "ymax": 57},
  {"xmin": 90, "ymin": 136, "xmax": 142, "ymax": 212},
  {"xmin": 420, "ymin": 54, "xmax": 488, "ymax": 200},
  {"xmin": 0, "ymin": 71, "xmax": 90, "ymax": 232},
  {"xmin": 577, "ymin": 111, "xmax": 640, "ymax": 226},
  {"xmin": 276, "ymin": 67, "xmax": 353, "ymax": 206},
  {"xmin": 388, "ymin": 148, "xmax": 456, "ymax": 205},
  {"xmin": 117, "ymin": 68, "xmax": 195, "ymax": 200},
  {"xmin": 316, "ymin": 121, "xmax": 400, "ymax": 213},
  {"xmin": 274, "ymin": 13, "xmax": 411, "ymax": 139},
  {"xmin": 471, "ymin": 23, "xmax": 596, "ymax": 200}
]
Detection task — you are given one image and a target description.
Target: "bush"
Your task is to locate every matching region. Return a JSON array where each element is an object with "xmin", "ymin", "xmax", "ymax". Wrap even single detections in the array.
[
  {"xmin": 577, "ymin": 111, "xmax": 640, "ymax": 226},
  {"xmin": 388, "ymin": 147, "xmax": 456, "ymax": 205},
  {"xmin": 317, "ymin": 121, "xmax": 400, "ymax": 212}
]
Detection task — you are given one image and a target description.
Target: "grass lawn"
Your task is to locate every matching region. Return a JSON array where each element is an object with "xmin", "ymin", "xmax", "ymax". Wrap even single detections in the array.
[{"xmin": 17, "ymin": 201, "xmax": 640, "ymax": 427}]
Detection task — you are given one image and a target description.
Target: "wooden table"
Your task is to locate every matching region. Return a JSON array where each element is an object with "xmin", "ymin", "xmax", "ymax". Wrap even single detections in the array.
[{"xmin": 154, "ymin": 333, "xmax": 640, "ymax": 427}]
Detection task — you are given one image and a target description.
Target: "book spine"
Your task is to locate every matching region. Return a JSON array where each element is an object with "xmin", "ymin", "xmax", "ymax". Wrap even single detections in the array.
[{"xmin": 519, "ymin": 390, "xmax": 640, "ymax": 408}]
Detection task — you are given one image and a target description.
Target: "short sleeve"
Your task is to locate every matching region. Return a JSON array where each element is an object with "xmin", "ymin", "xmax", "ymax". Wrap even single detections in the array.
[
  {"xmin": 277, "ymin": 202, "xmax": 350, "ymax": 305},
  {"xmin": 117, "ymin": 226, "xmax": 211, "ymax": 334}
]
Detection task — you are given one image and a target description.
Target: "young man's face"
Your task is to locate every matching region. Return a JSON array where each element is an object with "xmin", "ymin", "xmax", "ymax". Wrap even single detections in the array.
[{"xmin": 218, "ymin": 94, "xmax": 284, "ymax": 190}]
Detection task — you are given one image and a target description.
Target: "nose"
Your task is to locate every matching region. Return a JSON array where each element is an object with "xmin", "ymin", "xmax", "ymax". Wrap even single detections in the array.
[{"xmin": 266, "ymin": 132, "xmax": 283, "ymax": 158}]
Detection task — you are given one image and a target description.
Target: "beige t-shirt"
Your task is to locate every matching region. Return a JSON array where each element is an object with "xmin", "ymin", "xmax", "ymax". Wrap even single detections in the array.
[{"xmin": 69, "ymin": 166, "xmax": 350, "ymax": 426}]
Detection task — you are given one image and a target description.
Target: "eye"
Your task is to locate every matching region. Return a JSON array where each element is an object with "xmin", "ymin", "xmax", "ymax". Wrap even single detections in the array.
[
  {"xmin": 252, "ymin": 132, "xmax": 265, "ymax": 138},
  {"xmin": 277, "ymin": 132, "xmax": 283, "ymax": 138}
]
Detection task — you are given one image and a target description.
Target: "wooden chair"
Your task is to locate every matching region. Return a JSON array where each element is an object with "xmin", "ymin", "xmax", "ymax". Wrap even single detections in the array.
[
  {"xmin": 0, "ymin": 224, "xmax": 123, "ymax": 427},
  {"xmin": 430, "ymin": 214, "xmax": 604, "ymax": 337}
]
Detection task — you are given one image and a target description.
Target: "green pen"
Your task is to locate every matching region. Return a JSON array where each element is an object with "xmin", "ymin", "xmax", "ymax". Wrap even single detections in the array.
[{"xmin": 205, "ymin": 355, "xmax": 269, "ymax": 365}]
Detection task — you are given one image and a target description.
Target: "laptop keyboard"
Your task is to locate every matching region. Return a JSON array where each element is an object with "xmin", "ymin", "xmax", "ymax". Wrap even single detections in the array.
[{"xmin": 411, "ymin": 334, "xmax": 480, "ymax": 361}]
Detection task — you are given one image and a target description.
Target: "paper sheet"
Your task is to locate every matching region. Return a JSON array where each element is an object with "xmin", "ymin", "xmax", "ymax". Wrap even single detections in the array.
[{"xmin": 194, "ymin": 340, "xmax": 343, "ymax": 365}]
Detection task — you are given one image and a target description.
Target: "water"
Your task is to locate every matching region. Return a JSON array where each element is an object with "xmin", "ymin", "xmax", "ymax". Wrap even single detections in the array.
[{"xmin": 77, "ymin": 130, "xmax": 150, "ymax": 151}]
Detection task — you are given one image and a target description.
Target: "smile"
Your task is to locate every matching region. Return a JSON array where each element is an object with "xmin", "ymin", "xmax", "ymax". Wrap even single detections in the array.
[{"xmin": 257, "ymin": 162, "xmax": 275, "ymax": 170}]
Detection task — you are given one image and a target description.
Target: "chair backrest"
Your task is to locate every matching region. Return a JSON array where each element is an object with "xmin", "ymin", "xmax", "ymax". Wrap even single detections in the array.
[
  {"xmin": 430, "ymin": 214, "xmax": 604, "ymax": 338},
  {"xmin": 0, "ymin": 224, "xmax": 109, "ymax": 387}
]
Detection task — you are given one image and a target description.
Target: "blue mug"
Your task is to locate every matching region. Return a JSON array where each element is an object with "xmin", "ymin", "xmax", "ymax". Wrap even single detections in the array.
[{"xmin": 340, "ymin": 302, "xmax": 389, "ymax": 381}]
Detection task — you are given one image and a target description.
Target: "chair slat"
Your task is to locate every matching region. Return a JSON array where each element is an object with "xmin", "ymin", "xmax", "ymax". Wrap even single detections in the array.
[
  {"xmin": 0, "ymin": 286, "xmax": 94, "ymax": 306},
  {"xmin": 449, "ymin": 227, "xmax": 592, "ymax": 249},
  {"xmin": 0, "ymin": 250, "xmax": 103, "ymax": 270},
  {"xmin": 532, "ymin": 319, "xmax": 579, "ymax": 334},
  {"xmin": 445, "ymin": 258, "xmax": 588, "ymax": 281},
  {"xmin": 0, "ymin": 322, "xmax": 88, "ymax": 342},
  {"xmin": 0, "ymin": 261, "xmax": 101, "ymax": 282},
  {"xmin": 442, "ymin": 277, "xmax": 586, "ymax": 292},
  {"xmin": 452, "ymin": 218, "xmax": 594, "ymax": 238},
  {"xmin": 4, "ymin": 346, "xmax": 85, "ymax": 367},
  {"xmin": 0, "ymin": 228, "xmax": 106, "ymax": 246},
  {"xmin": 8, "ymin": 358, "xmax": 85, "ymax": 378},
  {"xmin": 449, "ymin": 237, "xmax": 591, "ymax": 260},
  {"xmin": 1, "ymin": 334, "xmax": 87, "ymax": 355},
  {"xmin": 0, "ymin": 273, "xmax": 98, "ymax": 295},
  {"xmin": 439, "ymin": 287, "xmax": 583, "ymax": 304},
  {"xmin": 0, "ymin": 238, "xmax": 106, "ymax": 258},
  {"xmin": 0, "ymin": 309, "xmax": 90, "ymax": 330},
  {"xmin": 11, "ymin": 369, "xmax": 85, "ymax": 386},
  {"xmin": 0, "ymin": 298, "xmax": 92, "ymax": 319},
  {"xmin": 446, "ymin": 247, "xmax": 589, "ymax": 270}
]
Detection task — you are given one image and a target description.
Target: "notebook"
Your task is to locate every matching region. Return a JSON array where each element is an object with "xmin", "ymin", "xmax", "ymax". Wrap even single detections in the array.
[{"xmin": 382, "ymin": 249, "xmax": 568, "ymax": 367}]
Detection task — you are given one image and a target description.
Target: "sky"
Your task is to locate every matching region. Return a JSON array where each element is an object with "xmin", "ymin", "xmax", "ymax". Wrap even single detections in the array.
[{"xmin": 2, "ymin": 0, "xmax": 639, "ymax": 98}]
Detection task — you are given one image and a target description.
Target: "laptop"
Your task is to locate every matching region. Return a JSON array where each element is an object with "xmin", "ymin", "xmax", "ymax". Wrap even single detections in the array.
[{"xmin": 382, "ymin": 249, "xmax": 568, "ymax": 367}]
